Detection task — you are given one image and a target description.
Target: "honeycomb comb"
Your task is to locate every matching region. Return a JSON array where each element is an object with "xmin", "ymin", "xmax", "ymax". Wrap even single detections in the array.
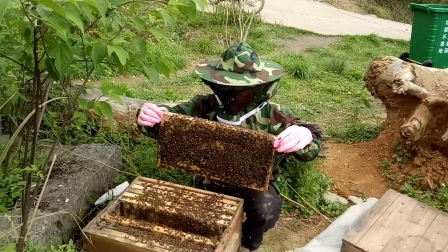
[{"xmin": 156, "ymin": 113, "xmax": 275, "ymax": 193}]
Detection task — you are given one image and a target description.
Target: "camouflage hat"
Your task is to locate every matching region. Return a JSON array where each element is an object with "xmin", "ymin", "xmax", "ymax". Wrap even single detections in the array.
[{"xmin": 195, "ymin": 41, "xmax": 285, "ymax": 86}]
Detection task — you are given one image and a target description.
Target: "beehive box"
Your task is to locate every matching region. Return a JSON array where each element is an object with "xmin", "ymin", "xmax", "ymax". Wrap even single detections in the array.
[
  {"xmin": 82, "ymin": 177, "xmax": 244, "ymax": 252},
  {"xmin": 157, "ymin": 113, "xmax": 276, "ymax": 193},
  {"xmin": 342, "ymin": 189, "xmax": 448, "ymax": 252}
]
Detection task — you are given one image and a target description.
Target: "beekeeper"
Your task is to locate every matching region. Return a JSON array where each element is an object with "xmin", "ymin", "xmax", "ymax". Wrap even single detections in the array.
[{"xmin": 137, "ymin": 41, "xmax": 322, "ymax": 252}]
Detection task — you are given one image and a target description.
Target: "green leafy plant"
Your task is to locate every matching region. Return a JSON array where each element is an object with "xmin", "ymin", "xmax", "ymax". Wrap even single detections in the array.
[{"xmin": 0, "ymin": 0, "xmax": 205, "ymax": 251}]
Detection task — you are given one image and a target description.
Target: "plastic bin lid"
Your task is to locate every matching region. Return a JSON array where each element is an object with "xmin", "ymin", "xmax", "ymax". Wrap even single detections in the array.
[{"xmin": 411, "ymin": 3, "xmax": 448, "ymax": 13}]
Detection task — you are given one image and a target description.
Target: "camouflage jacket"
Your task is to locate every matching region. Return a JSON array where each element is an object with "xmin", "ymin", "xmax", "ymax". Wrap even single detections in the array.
[{"xmin": 138, "ymin": 94, "xmax": 322, "ymax": 194}]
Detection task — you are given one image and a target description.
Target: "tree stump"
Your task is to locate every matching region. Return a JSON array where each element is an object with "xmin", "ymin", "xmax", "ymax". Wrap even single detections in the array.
[{"xmin": 364, "ymin": 56, "xmax": 448, "ymax": 190}]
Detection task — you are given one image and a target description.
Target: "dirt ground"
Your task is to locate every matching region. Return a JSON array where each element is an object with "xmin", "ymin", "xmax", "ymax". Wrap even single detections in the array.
[
  {"xmin": 272, "ymin": 35, "xmax": 340, "ymax": 54},
  {"xmin": 261, "ymin": 214, "xmax": 330, "ymax": 252},
  {"xmin": 319, "ymin": 141, "xmax": 390, "ymax": 199}
]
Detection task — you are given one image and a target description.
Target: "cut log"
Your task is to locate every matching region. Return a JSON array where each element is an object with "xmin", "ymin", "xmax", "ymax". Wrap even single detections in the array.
[
  {"xmin": 363, "ymin": 56, "xmax": 448, "ymax": 190},
  {"xmin": 79, "ymin": 88, "xmax": 182, "ymax": 136}
]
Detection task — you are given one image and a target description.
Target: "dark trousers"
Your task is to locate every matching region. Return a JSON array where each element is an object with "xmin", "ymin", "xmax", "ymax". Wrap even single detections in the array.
[{"xmin": 202, "ymin": 183, "xmax": 283, "ymax": 250}]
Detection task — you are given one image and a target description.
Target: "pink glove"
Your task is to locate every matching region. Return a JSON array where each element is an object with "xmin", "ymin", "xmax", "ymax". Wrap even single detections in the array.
[
  {"xmin": 137, "ymin": 103, "xmax": 168, "ymax": 127},
  {"xmin": 273, "ymin": 125, "xmax": 313, "ymax": 153}
]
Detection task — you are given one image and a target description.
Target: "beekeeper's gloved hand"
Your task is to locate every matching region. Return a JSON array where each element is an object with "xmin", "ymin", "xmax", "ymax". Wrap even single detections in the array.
[
  {"xmin": 273, "ymin": 125, "xmax": 313, "ymax": 153},
  {"xmin": 137, "ymin": 103, "xmax": 168, "ymax": 127}
]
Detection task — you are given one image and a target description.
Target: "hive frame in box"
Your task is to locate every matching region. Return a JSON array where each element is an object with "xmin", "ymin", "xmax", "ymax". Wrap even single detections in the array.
[{"xmin": 82, "ymin": 176, "xmax": 244, "ymax": 252}]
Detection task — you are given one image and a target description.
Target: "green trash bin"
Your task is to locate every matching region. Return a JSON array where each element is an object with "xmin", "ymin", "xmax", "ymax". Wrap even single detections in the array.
[{"xmin": 409, "ymin": 3, "xmax": 448, "ymax": 68}]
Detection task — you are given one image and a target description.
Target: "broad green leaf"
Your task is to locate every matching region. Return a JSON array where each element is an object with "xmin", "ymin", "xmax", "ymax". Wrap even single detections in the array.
[
  {"xmin": 107, "ymin": 93, "xmax": 122, "ymax": 103},
  {"xmin": 45, "ymin": 57, "xmax": 60, "ymax": 81},
  {"xmin": 111, "ymin": 38, "xmax": 127, "ymax": 45},
  {"xmin": 168, "ymin": 0, "xmax": 187, "ymax": 6},
  {"xmin": 128, "ymin": 52, "xmax": 144, "ymax": 68},
  {"xmin": 48, "ymin": 42, "xmax": 72, "ymax": 76},
  {"xmin": 144, "ymin": 67, "xmax": 160, "ymax": 84},
  {"xmin": 97, "ymin": 101, "xmax": 114, "ymax": 123},
  {"xmin": 130, "ymin": 37, "xmax": 146, "ymax": 56},
  {"xmin": 192, "ymin": 0, "xmax": 206, "ymax": 10},
  {"xmin": 78, "ymin": 99, "xmax": 88, "ymax": 110},
  {"xmin": 361, "ymin": 97, "xmax": 371, "ymax": 109},
  {"xmin": 87, "ymin": 0, "xmax": 108, "ymax": 17},
  {"xmin": 159, "ymin": 9, "xmax": 175, "ymax": 26},
  {"xmin": 130, "ymin": 16, "xmax": 145, "ymax": 32},
  {"xmin": 78, "ymin": 2, "xmax": 94, "ymax": 21},
  {"xmin": 93, "ymin": 103, "xmax": 102, "ymax": 116},
  {"xmin": 107, "ymin": 45, "xmax": 129, "ymax": 66},
  {"xmin": 87, "ymin": 99, "xmax": 95, "ymax": 109},
  {"xmin": 0, "ymin": 0, "xmax": 10, "ymax": 23},
  {"xmin": 36, "ymin": 5, "xmax": 53, "ymax": 17},
  {"xmin": 41, "ymin": 14, "xmax": 69, "ymax": 40},
  {"xmin": 149, "ymin": 28, "xmax": 168, "ymax": 41},
  {"xmin": 156, "ymin": 62, "xmax": 170, "ymax": 78},
  {"xmin": 92, "ymin": 42, "xmax": 107, "ymax": 67},
  {"xmin": 99, "ymin": 84, "xmax": 118, "ymax": 96},
  {"xmin": 162, "ymin": 58, "xmax": 175, "ymax": 73},
  {"xmin": 63, "ymin": 4, "xmax": 84, "ymax": 31},
  {"xmin": 67, "ymin": 0, "xmax": 80, "ymax": 9},
  {"xmin": 35, "ymin": 0, "xmax": 65, "ymax": 17}
]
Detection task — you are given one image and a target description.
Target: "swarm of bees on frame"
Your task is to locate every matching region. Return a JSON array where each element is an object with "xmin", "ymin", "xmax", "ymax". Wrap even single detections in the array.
[{"xmin": 157, "ymin": 113, "xmax": 275, "ymax": 192}]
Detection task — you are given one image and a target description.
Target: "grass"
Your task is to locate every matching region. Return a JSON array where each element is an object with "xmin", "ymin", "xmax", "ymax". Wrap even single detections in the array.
[{"xmin": 109, "ymin": 11, "xmax": 408, "ymax": 141}]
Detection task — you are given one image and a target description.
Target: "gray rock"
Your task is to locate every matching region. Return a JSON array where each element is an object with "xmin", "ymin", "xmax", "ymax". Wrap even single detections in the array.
[
  {"xmin": 0, "ymin": 144, "xmax": 123, "ymax": 248},
  {"xmin": 348, "ymin": 195, "xmax": 365, "ymax": 205},
  {"xmin": 323, "ymin": 192, "xmax": 348, "ymax": 205}
]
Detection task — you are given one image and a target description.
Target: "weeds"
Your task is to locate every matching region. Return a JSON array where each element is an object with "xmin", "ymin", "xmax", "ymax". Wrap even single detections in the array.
[
  {"xmin": 192, "ymin": 38, "xmax": 224, "ymax": 55},
  {"xmin": 273, "ymin": 54, "xmax": 313, "ymax": 79},
  {"xmin": 281, "ymin": 158, "xmax": 333, "ymax": 217},
  {"xmin": 324, "ymin": 58, "xmax": 348, "ymax": 75}
]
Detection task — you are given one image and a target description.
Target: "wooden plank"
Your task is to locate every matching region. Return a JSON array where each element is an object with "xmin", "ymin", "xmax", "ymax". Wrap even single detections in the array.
[
  {"xmin": 413, "ymin": 211, "xmax": 448, "ymax": 252},
  {"xmin": 101, "ymin": 213, "xmax": 217, "ymax": 246},
  {"xmin": 123, "ymin": 188, "xmax": 237, "ymax": 212},
  {"xmin": 83, "ymin": 227, "xmax": 170, "ymax": 252},
  {"xmin": 136, "ymin": 177, "xmax": 243, "ymax": 204},
  {"xmin": 344, "ymin": 189, "xmax": 400, "ymax": 245},
  {"xmin": 125, "ymin": 185, "xmax": 239, "ymax": 211},
  {"xmin": 216, "ymin": 199, "xmax": 244, "ymax": 252},
  {"xmin": 227, "ymin": 232, "xmax": 241, "ymax": 252},
  {"xmin": 381, "ymin": 202, "xmax": 438, "ymax": 251},
  {"xmin": 443, "ymin": 243, "xmax": 448, "ymax": 252},
  {"xmin": 341, "ymin": 241, "xmax": 365, "ymax": 252},
  {"xmin": 118, "ymin": 196, "xmax": 232, "ymax": 225},
  {"xmin": 355, "ymin": 192, "xmax": 419, "ymax": 252}
]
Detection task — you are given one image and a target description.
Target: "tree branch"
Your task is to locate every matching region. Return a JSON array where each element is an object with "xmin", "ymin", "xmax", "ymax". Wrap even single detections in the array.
[{"xmin": 0, "ymin": 53, "xmax": 34, "ymax": 74}]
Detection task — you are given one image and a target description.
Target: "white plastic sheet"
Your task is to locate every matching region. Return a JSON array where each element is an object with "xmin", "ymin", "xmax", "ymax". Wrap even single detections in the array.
[
  {"xmin": 94, "ymin": 181, "xmax": 129, "ymax": 205},
  {"xmin": 289, "ymin": 198, "xmax": 379, "ymax": 252}
]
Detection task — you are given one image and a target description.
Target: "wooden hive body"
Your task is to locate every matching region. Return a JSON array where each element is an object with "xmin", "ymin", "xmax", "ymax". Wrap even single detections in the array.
[
  {"xmin": 157, "ymin": 113, "xmax": 275, "ymax": 193},
  {"xmin": 82, "ymin": 177, "xmax": 244, "ymax": 252},
  {"xmin": 342, "ymin": 189, "xmax": 448, "ymax": 252}
]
